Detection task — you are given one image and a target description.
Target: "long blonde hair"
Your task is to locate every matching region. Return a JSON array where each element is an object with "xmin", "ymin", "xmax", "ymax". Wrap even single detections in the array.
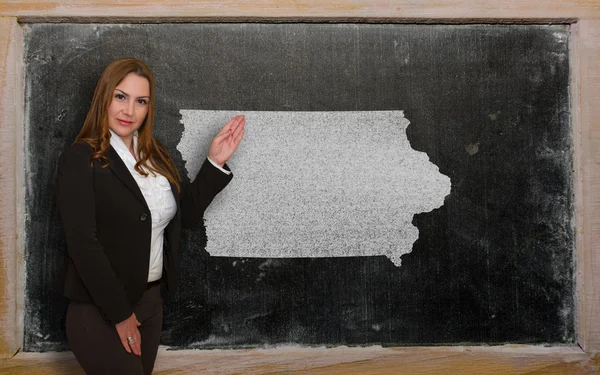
[{"xmin": 76, "ymin": 57, "xmax": 180, "ymax": 191}]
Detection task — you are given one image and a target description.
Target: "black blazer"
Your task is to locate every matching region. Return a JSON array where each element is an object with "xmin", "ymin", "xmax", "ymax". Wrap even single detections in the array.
[{"xmin": 56, "ymin": 141, "xmax": 232, "ymax": 325}]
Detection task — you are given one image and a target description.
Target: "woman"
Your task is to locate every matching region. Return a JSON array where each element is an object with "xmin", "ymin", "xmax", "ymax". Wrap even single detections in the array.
[{"xmin": 56, "ymin": 57, "xmax": 244, "ymax": 374}]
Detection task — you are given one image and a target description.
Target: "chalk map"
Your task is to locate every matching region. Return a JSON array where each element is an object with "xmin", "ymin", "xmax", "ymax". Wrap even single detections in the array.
[{"xmin": 178, "ymin": 111, "xmax": 451, "ymax": 266}]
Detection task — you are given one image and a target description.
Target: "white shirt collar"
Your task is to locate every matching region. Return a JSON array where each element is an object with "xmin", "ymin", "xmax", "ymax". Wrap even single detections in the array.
[{"xmin": 109, "ymin": 129, "xmax": 138, "ymax": 162}]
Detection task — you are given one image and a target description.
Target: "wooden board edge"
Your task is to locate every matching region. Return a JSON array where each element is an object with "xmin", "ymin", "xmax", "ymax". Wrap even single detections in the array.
[
  {"xmin": 0, "ymin": 16, "xmax": 24, "ymax": 358},
  {"xmin": 2, "ymin": 344, "xmax": 596, "ymax": 374},
  {"xmin": 578, "ymin": 19, "xmax": 600, "ymax": 353},
  {"xmin": 11, "ymin": 16, "xmax": 580, "ymax": 24},
  {"xmin": 0, "ymin": 0, "xmax": 597, "ymax": 21},
  {"xmin": 572, "ymin": 21, "xmax": 585, "ymax": 350}
]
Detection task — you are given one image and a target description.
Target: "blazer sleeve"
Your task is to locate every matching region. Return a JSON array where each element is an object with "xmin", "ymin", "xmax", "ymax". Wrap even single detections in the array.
[
  {"xmin": 180, "ymin": 158, "xmax": 233, "ymax": 229},
  {"xmin": 56, "ymin": 143, "xmax": 132, "ymax": 325}
]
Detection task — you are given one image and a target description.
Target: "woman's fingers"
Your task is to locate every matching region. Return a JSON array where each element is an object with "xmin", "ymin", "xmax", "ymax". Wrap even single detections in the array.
[
  {"xmin": 215, "ymin": 117, "xmax": 234, "ymax": 136},
  {"xmin": 231, "ymin": 118, "xmax": 245, "ymax": 140},
  {"xmin": 119, "ymin": 334, "xmax": 132, "ymax": 354},
  {"xmin": 116, "ymin": 314, "xmax": 142, "ymax": 356},
  {"xmin": 220, "ymin": 117, "xmax": 245, "ymax": 147},
  {"xmin": 208, "ymin": 115, "xmax": 245, "ymax": 165},
  {"xmin": 132, "ymin": 328, "xmax": 142, "ymax": 356},
  {"xmin": 216, "ymin": 115, "xmax": 244, "ymax": 139},
  {"xmin": 215, "ymin": 119, "xmax": 243, "ymax": 144},
  {"xmin": 124, "ymin": 328, "xmax": 141, "ymax": 356},
  {"xmin": 232, "ymin": 126, "xmax": 245, "ymax": 147}
]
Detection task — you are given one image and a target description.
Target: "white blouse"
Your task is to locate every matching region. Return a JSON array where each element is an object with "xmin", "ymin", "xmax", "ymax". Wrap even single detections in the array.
[{"xmin": 109, "ymin": 130, "xmax": 177, "ymax": 283}]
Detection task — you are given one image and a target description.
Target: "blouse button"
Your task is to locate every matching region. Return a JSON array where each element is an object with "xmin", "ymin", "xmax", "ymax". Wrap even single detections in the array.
[{"xmin": 140, "ymin": 213, "xmax": 148, "ymax": 222}]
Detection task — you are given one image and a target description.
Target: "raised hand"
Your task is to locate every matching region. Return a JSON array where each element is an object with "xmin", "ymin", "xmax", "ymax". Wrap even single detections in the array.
[
  {"xmin": 115, "ymin": 313, "xmax": 142, "ymax": 356},
  {"xmin": 207, "ymin": 115, "xmax": 245, "ymax": 167}
]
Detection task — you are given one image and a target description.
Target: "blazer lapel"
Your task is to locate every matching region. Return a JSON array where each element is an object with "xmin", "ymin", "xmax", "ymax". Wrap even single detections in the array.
[
  {"xmin": 107, "ymin": 146, "xmax": 148, "ymax": 208},
  {"xmin": 169, "ymin": 181, "xmax": 180, "ymax": 212}
]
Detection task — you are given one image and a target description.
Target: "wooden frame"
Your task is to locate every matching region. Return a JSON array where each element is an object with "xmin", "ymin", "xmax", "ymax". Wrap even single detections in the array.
[{"xmin": 1, "ymin": 1, "xmax": 599, "ymax": 373}]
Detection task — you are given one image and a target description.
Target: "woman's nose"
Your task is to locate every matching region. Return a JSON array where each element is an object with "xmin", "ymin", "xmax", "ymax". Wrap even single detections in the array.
[{"xmin": 123, "ymin": 100, "xmax": 134, "ymax": 116}]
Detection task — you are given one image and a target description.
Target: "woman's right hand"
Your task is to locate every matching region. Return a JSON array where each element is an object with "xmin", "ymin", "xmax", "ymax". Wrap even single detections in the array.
[
  {"xmin": 207, "ymin": 115, "xmax": 245, "ymax": 167},
  {"xmin": 115, "ymin": 313, "xmax": 142, "ymax": 356}
]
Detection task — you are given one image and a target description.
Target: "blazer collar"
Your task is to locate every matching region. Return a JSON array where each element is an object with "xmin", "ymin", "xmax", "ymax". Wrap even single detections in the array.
[{"xmin": 107, "ymin": 145, "xmax": 148, "ymax": 208}]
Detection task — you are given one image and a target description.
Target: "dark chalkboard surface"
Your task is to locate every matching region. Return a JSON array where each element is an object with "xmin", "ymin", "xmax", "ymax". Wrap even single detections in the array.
[{"xmin": 23, "ymin": 23, "xmax": 573, "ymax": 351}]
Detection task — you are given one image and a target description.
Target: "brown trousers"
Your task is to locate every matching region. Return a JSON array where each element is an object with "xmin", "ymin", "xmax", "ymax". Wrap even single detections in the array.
[{"xmin": 66, "ymin": 282, "xmax": 163, "ymax": 375}]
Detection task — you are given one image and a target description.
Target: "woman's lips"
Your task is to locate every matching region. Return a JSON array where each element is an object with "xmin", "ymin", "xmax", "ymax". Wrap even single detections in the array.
[{"xmin": 118, "ymin": 119, "xmax": 133, "ymax": 126}]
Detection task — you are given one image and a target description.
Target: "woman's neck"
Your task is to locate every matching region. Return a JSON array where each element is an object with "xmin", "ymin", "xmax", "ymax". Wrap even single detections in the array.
[{"xmin": 120, "ymin": 135, "xmax": 136, "ymax": 160}]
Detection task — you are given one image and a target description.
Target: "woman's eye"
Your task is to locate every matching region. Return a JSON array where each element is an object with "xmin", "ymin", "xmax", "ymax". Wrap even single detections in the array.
[
  {"xmin": 137, "ymin": 99, "xmax": 148, "ymax": 105},
  {"xmin": 115, "ymin": 93, "xmax": 125, "ymax": 100}
]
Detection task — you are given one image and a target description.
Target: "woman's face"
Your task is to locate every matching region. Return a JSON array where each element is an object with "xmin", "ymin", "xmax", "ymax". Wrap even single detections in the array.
[{"xmin": 107, "ymin": 73, "xmax": 150, "ymax": 147}]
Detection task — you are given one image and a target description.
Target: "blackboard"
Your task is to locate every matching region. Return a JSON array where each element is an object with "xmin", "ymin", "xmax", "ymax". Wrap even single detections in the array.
[{"xmin": 23, "ymin": 23, "xmax": 573, "ymax": 351}]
